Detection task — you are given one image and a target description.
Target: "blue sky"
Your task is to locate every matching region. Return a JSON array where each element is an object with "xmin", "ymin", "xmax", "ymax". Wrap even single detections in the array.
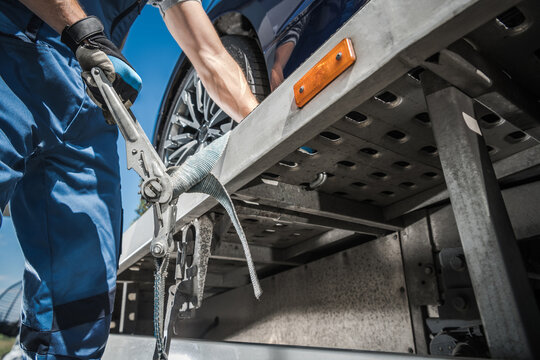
[{"xmin": 0, "ymin": 6, "xmax": 180, "ymax": 292}]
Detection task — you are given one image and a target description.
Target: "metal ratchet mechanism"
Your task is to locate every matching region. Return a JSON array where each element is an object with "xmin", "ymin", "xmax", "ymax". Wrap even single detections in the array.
[
  {"xmin": 91, "ymin": 67, "xmax": 177, "ymax": 360},
  {"xmin": 91, "ymin": 67, "xmax": 262, "ymax": 360},
  {"xmin": 91, "ymin": 67, "xmax": 176, "ymax": 258}
]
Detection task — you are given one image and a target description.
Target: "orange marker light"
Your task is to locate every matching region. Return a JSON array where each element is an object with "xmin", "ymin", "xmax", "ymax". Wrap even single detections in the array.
[{"xmin": 294, "ymin": 38, "xmax": 356, "ymax": 108}]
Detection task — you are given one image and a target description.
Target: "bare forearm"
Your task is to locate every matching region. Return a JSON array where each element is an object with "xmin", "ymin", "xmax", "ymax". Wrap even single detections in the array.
[
  {"xmin": 18, "ymin": 0, "xmax": 86, "ymax": 34},
  {"xmin": 163, "ymin": 1, "xmax": 258, "ymax": 122},
  {"xmin": 196, "ymin": 51, "xmax": 259, "ymax": 122}
]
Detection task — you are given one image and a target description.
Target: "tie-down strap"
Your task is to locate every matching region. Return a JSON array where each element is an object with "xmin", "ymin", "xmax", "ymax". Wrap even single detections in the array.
[{"xmin": 167, "ymin": 132, "xmax": 262, "ymax": 299}]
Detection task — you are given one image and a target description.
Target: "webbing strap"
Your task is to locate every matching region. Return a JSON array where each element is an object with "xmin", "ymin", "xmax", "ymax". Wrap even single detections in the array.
[
  {"xmin": 168, "ymin": 132, "xmax": 262, "ymax": 298},
  {"xmin": 152, "ymin": 132, "xmax": 262, "ymax": 359},
  {"xmin": 188, "ymin": 174, "xmax": 262, "ymax": 298}
]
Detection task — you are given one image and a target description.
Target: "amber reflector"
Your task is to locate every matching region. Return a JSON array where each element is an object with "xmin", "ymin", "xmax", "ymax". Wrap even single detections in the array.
[{"xmin": 294, "ymin": 38, "xmax": 356, "ymax": 108}]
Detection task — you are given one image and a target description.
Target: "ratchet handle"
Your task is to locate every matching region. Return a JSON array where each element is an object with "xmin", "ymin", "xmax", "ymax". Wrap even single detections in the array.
[
  {"xmin": 91, "ymin": 67, "xmax": 139, "ymax": 142},
  {"xmin": 91, "ymin": 66, "xmax": 172, "ymax": 202}
]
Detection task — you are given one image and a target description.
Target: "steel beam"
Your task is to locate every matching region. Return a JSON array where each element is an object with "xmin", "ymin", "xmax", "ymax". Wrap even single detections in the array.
[
  {"xmin": 235, "ymin": 202, "xmax": 388, "ymax": 236},
  {"xmin": 211, "ymin": 241, "xmax": 300, "ymax": 267},
  {"xmin": 235, "ymin": 181, "xmax": 401, "ymax": 231},
  {"xmin": 422, "ymin": 71, "xmax": 540, "ymax": 359},
  {"xmin": 103, "ymin": 335, "xmax": 479, "ymax": 360},
  {"xmin": 281, "ymin": 229, "xmax": 358, "ymax": 260},
  {"xmin": 119, "ymin": 0, "xmax": 521, "ymax": 273}
]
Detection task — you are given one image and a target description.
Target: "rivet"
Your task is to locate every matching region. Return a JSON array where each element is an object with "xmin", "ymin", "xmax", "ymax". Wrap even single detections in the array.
[
  {"xmin": 132, "ymin": 149, "xmax": 138, "ymax": 155},
  {"xmin": 336, "ymin": 52, "xmax": 342, "ymax": 60},
  {"xmin": 299, "ymin": 86, "xmax": 304, "ymax": 94}
]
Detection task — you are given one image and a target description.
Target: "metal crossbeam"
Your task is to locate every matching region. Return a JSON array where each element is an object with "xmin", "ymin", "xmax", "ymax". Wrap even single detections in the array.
[
  {"xmin": 234, "ymin": 202, "xmax": 388, "ymax": 236},
  {"xmin": 211, "ymin": 241, "xmax": 300, "ymax": 267},
  {"xmin": 104, "ymin": 330, "xmax": 479, "ymax": 360},
  {"xmin": 234, "ymin": 181, "xmax": 401, "ymax": 232},
  {"xmin": 422, "ymin": 71, "xmax": 540, "ymax": 359}
]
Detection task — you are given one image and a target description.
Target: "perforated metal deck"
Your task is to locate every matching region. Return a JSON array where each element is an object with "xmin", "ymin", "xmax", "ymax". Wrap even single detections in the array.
[{"xmin": 263, "ymin": 74, "xmax": 536, "ymax": 207}]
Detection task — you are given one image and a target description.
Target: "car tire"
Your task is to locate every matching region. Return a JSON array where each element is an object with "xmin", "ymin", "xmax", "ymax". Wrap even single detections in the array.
[{"xmin": 158, "ymin": 35, "xmax": 270, "ymax": 167}]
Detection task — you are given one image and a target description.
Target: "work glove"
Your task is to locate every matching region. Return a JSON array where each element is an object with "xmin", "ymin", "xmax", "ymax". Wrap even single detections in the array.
[{"xmin": 61, "ymin": 16, "xmax": 142, "ymax": 120}]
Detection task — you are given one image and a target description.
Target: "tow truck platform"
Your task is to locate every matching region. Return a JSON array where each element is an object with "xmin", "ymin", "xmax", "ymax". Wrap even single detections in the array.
[{"xmin": 106, "ymin": 0, "xmax": 540, "ymax": 358}]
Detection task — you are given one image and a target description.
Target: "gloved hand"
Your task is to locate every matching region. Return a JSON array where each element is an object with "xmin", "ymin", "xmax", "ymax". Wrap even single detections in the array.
[{"xmin": 61, "ymin": 16, "xmax": 142, "ymax": 115}]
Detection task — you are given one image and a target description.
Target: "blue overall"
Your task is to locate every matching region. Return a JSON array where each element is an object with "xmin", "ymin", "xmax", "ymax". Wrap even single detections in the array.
[{"xmin": 0, "ymin": 0, "xmax": 146, "ymax": 358}]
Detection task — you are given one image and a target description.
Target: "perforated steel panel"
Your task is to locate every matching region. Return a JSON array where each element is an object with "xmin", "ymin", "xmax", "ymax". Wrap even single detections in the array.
[{"xmin": 264, "ymin": 71, "xmax": 537, "ymax": 207}]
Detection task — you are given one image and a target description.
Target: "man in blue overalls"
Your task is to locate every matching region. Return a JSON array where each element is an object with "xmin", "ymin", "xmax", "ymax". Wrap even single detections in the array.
[{"xmin": 0, "ymin": 0, "xmax": 259, "ymax": 358}]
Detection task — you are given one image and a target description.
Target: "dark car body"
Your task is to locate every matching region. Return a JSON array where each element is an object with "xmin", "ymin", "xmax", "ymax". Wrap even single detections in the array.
[{"xmin": 153, "ymin": 0, "xmax": 368, "ymax": 144}]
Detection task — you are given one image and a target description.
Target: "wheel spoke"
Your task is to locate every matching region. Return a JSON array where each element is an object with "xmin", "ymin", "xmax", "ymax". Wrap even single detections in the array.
[
  {"xmin": 207, "ymin": 128, "xmax": 222, "ymax": 137},
  {"xmin": 203, "ymin": 87, "xmax": 211, "ymax": 123},
  {"xmin": 195, "ymin": 77, "xmax": 204, "ymax": 113},
  {"xmin": 209, "ymin": 100, "xmax": 218, "ymax": 119},
  {"xmin": 168, "ymin": 139, "xmax": 197, "ymax": 162},
  {"xmin": 174, "ymin": 140, "xmax": 198, "ymax": 166},
  {"xmin": 163, "ymin": 139, "xmax": 177, "ymax": 150},
  {"xmin": 182, "ymin": 90, "xmax": 201, "ymax": 125},
  {"xmin": 208, "ymin": 108, "xmax": 228, "ymax": 128},
  {"xmin": 174, "ymin": 114, "xmax": 199, "ymax": 130},
  {"xmin": 170, "ymin": 133, "xmax": 194, "ymax": 145}
]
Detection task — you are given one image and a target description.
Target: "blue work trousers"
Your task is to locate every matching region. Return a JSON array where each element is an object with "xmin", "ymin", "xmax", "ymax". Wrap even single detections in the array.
[{"xmin": 0, "ymin": 17, "xmax": 122, "ymax": 360}]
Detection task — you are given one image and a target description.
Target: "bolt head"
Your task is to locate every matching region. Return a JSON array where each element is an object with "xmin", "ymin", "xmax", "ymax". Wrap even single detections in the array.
[
  {"xmin": 336, "ymin": 52, "xmax": 342, "ymax": 60},
  {"xmin": 152, "ymin": 243, "xmax": 165, "ymax": 257},
  {"xmin": 299, "ymin": 86, "xmax": 304, "ymax": 94}
]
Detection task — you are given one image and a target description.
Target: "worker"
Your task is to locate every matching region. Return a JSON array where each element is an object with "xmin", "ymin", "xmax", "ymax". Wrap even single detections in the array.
[{"xmin": 0, "ymin": 0, "xmax": 259, "ymax": 358}]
